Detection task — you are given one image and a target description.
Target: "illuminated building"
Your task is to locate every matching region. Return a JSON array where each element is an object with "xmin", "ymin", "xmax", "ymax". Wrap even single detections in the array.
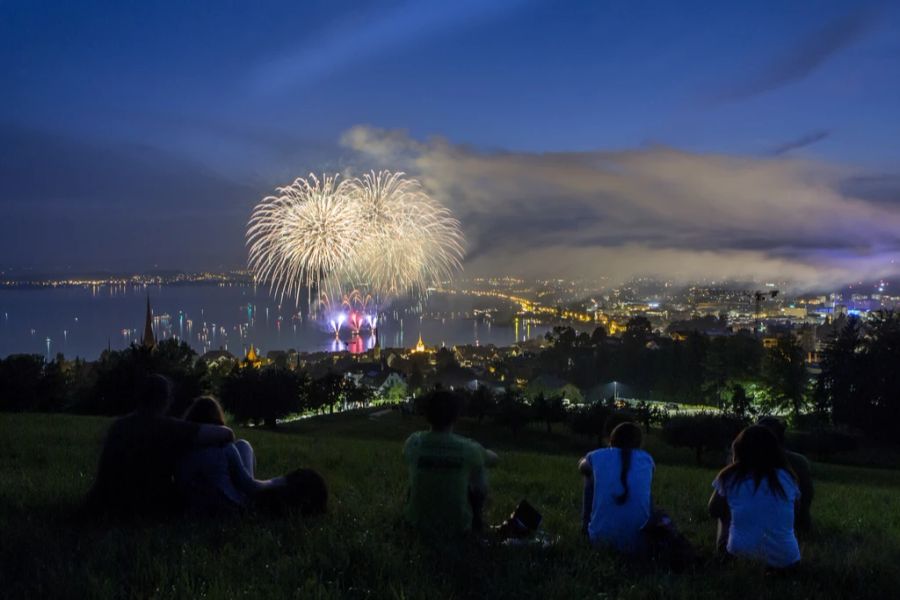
[{"xmin": 243, "ymin": 344, "xmax": 264, "ymax": 368}]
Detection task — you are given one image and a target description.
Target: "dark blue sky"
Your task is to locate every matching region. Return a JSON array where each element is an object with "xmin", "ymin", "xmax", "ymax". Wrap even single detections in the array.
[{"xmin": 2, "ymin": 0, "xmax": 899, "ymax": 284}]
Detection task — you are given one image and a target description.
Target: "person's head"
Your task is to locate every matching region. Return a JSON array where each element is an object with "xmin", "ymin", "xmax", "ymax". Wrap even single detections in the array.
[
  {"xmin": 719, "ymin": 425, "xmax": 794, "ymax": 499},
  {"xmin": 609, "ymin": 422, "xmax": 642, "ymax": 450},
  {"xmin": 608, "ymin": 422, "xmax": 643, "ymax": 506},
  {"xmin": 756, "ymin": 416, "xmax": 786, "ymax": 445},
  {"xmin": 424, "ymin": 390, "xmax": 463, "ymax": 431},
  {"xmin": 137, "ymin": 374, "xmax": 173, "ymax": 415},
  {"xmin": 283, "ymin": 468, "xmax": 329, "ymax": 516},
  {"xmin": 183, "ymin": 396, "xmax": 226, "ymax": 425}
]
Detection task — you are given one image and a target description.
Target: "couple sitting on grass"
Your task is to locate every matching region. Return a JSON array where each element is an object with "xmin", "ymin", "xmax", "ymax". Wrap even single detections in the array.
[
  {"xmin": 405, "ymin": 390, "xmax": 812, "ymax": 571},
  {"xmin": 86, "ymin": 374, "xmax": 327, "ymax": 518}
]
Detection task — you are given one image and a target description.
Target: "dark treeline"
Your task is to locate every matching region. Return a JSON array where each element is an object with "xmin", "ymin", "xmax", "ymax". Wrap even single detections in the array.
[
  {"xmin": 0, "ymin": 339, "xmax": 372, "ymax": 426},
  {"xmin": 1, "ymin": 313, "xmax": 899, "ymax": 444}
]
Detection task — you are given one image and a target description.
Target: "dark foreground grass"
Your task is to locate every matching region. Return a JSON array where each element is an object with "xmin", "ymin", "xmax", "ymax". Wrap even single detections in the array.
[{"xmin": 1, "ymin": 412, "xmax": 899, "ymax": 599}]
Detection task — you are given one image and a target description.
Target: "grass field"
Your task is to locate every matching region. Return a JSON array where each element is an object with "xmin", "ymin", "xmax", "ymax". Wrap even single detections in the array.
[{"xmin": 1, "ymin": 411, "xmax": 899, "ymax": 599}]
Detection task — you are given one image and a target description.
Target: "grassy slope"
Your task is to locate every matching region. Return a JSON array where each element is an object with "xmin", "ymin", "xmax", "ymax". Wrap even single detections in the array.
[{"xmin": 1, "ymin": 412, "xmax": 899, "ymax": 599}]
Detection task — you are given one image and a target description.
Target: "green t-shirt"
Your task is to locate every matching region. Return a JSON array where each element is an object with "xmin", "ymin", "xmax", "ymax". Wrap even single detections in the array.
[{"xmin": 403, "ymin": 431, "xmax": 487, "ymax": 536}]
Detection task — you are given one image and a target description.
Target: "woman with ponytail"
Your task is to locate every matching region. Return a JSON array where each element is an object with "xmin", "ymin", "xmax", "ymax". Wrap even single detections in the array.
[{"xmin": 578, "ymin": 422, "xmax": 654, "ymax": 554}]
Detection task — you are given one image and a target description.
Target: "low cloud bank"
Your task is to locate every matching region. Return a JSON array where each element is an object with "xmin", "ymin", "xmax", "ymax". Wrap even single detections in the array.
[{"xmin": 342, "ymin": 126, "xmax": 900, "ymax": 289}]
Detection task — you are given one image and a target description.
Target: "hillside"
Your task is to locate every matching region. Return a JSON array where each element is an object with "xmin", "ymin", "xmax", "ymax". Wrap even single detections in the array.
[{"xmin": 1, "ymin": 412, "xmax": 898, "ymax": 599}]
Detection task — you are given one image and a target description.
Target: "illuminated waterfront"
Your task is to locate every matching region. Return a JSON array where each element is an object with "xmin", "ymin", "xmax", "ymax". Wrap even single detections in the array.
[{"xmin": 0, "ymin": 284, "xmax": 550, "ymax": 360}]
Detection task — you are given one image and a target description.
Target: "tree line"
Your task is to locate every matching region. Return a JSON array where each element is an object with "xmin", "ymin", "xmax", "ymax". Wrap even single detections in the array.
[{"xmin": 1, "ymin": 312, "xmax": 898, "ymax": 443}]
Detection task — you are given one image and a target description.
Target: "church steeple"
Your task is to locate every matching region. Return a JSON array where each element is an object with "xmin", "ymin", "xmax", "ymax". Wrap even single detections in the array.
[
  {"xmin": 414, "ymin": 333, "xmax": 426, "ymax": 353},
  {"xmin": 142, "ymin": 295, "xmax": 156, "ymax": 350}
]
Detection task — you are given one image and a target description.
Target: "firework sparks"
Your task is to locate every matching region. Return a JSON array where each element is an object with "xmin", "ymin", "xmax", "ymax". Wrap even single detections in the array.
[
  {"xmin": 247, "ymin": 173, "xmax": 360, "ymax": 306},
  {"xmin": 247, "ymin": 170, "xmax": 464, "ymax": 313}
]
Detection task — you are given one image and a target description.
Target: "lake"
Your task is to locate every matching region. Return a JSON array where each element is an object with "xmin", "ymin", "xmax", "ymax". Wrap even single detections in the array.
[{"xmin": 0, "ymin": 284, "xmax": 549, "ymax": 360}]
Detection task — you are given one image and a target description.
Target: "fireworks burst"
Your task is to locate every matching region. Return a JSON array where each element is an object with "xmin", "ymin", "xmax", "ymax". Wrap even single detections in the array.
[
  {"xmin": 348, "ymin": 170, "xmax": 464, "ymax": 296},
  {"xmin": 247, "ymin": 170, "xmax": 464, "ymax": 314},
  {"xmin": 247, "ymin": 174, "xmax": 359, "ymax": 306}
]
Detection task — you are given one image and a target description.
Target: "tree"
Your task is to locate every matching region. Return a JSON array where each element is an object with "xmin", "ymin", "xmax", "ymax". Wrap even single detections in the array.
[
  {"xmin": 435, "ymin": 347, "xmax": 458, "ymax": 371},
  {"xmin": 549, "ymin": 326, "xmax": 577, "ymax": 349},
  {"xmin": 382, "ymin": 378, "xmax": 408, "ymax": 403},
  {"xmin": 703, "ymin": 336, "xmax": 730, "ymax": 407},
  {"xmin": 314, "ymin": 373, "xmax": 347, "ymax": 414},
  {"xmin": 0, "ymin": 354, "xmax": 49, "ymax": 412},
  {"xmin": 467, "ymin": 385, "xmax": 496, "ymax": 423},
  {"xmin": 345, "ymin": 378, "xmax": 373, "ymax": 408},
  {"xmin": 569, "ymin": 402, "xmax": 611, "ymax": 446},
  {"xmin": 622, "ymin": 316, "xmax": 652, "ymax": 347},
  {"xmin": 762, "ymin": 337, "xmax": 808, "ymax": 418},
  {"xmin": 493, "ymin": 391, "xmax": 531, "ymax": 438},
  {"xmin": 727, "ymin": 383, "xmax": 755, "ymax": 421},
  {"xmin": 220, "ymin": 366, "xmax": 262, "ymax": 425},
  {"xmin": 533, "ymin": 393, "xmax": 565, "ymax": 433},
  {"xmin": 633, "ymin": 401, "xmax": 664, "ymax": 432},
  {"xmin": 258, "ymin": 367, "xmax": 305, "ymax": 427},
  {"xmin": 816, "ymin": 313, "xmax": 900, "ymax": 440},
  {"xmin": 75, "ymin": 339, "xmax": 206, "ymax": 416},
  {"xmin": 590, "ymin": 325, "xmax": 608, "ymax": 346},
  {"xmin": 661, "ymin": 414, "xmax": 744, "ymax": 465},
  {"xmin": 407, "ymin": 363, "xmax": 424, "ymax": 396}
]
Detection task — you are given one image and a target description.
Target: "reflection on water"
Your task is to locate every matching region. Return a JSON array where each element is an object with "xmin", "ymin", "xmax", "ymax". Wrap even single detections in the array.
[
  {"xmin": 331, "ymin": 333, "xmax": 377, "ymax": 354},
  {"xmin": 0, "ymin": 284, "xmax": 550, "ymax": 360}
]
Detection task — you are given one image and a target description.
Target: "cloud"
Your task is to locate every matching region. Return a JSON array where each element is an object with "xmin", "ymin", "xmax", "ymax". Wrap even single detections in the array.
[
  {"xmin": 252, "ymin": 0, "xmax": 528, "ymax": 94},
  {"xmin": 343, "ymin": 125, "xmax": 900, "ymax": 289},
  {"xmin": 716, "ymin": 6, "xmax": 879, "ymax": 102},
  {"xmin": 770, "ymin": 130, "xmax": 830, "ymax": 156},
  {"xmin": 840, "ymin": 174, "xmax": 900, "ymax": 205}
]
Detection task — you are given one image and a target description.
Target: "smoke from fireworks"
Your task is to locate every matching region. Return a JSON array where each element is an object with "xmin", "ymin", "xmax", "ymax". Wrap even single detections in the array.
[{"xmin": 247, "ymin": 170, "xmax": 464, "ymax": 313}]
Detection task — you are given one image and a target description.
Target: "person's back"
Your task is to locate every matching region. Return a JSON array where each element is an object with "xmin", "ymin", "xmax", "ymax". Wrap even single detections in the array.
[
  {"xmin": 710, "ymin": 425, "xmax": 801, "ymax": 569},
  {"xmin": 89, "ymin": 412, "xmax": 201, "ymax": 515},
  {"xmin": 85, "ymin": 375, "xmax": 233, "ymax": 517},
  {"xmin": 756, "ymin": 416, "xmax": 813, "ymax": 532},
  {"xmin": 176, "ymin": 397, "xmax": 264, "ymax": 514},
  {"xmin": 403, "ymin": 430, "xmax": 486, "ymax": 537},
  {"xmin": 714, "ymin": 469, "xmax": 800, "ymax": 567},
  {"xmin": 177, "ymin": 444, "xmax": 249, "ymax": 513},
  {"xmin": 785, "ymin": 450, "xmax": 812, "ymax": 531},
  {"xmin": 402, "ymin": 390, "xmax": 495, "ymax": 538},
  {"xmin": 582, "ymin": 443, "xmax": 654, "ymax": 553}
]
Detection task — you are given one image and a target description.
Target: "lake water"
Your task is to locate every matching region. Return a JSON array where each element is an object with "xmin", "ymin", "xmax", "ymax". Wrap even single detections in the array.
[{"xmin": 0, "ymin": 284, "xmax": 549, "ymax": 360}]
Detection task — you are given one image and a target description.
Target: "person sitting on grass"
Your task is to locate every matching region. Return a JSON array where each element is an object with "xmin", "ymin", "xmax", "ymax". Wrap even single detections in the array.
[
  {"xmin": 85, "ymin": 374, "xmax": 236, "ymax": 517},
  {"xmin": 179, "ymin": 396, "xmax": 328, "ymax": 516},
  {"xmin": 403, "ymin": 390, "xmax": 499, "ymax": 538},
  {"xmin": 709, "ymin": 425, "xmax": 801, "ymax": 569},
  {"xmin": 757, "ymin": 416, "xmax": 813, "ymax": 532},
  {"xmin": 713, "ymin": 416, "xmax": 813, "ymax": 554},
  {"xmin": 578, "ymin": 422, "xmax": 655, "ymax": 554},
  {"xmin": 177, "ymin": 396, "xmax": 283, "ymax": 513}
]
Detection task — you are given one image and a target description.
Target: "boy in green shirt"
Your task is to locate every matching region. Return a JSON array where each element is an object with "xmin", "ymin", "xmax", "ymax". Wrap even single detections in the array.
[{"xmin": 403, "ymin": 390, "xmax": 499, "ymax": 537}]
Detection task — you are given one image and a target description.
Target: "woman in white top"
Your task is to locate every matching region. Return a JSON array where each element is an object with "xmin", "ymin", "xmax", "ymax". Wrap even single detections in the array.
[
  {"xmin": 578, "ymin": 422, "xmax": 655, "ymax": 554},
  {"xmin": 709, "ymin": 425, "xmax": 801, "ymax": 569}
]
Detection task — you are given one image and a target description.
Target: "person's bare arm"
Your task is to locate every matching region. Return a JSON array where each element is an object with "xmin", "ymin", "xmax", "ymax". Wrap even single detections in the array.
[
  {"xmin": 194, "ymin": 425, "xmax": 234, "ymax": 446},
  {"xmin": 578, "ymin": 457, "xmax": 592, "ymax": 477},
  {"xmin": 708, "ymin": 490, "xmax": 728, "ymax": 518}
]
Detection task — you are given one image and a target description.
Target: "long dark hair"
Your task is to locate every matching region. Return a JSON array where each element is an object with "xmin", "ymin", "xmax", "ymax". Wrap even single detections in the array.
[
  {"xmin": 609, "ymin": 422, "xmax": 642, "ymax": 505},
  {"xmin": 183, "ymin": 396, "xmax": 226, "ymax": 425},
  {"xmin": 716, "ymin": 425, "xmax": 797, "ymax": 499}
]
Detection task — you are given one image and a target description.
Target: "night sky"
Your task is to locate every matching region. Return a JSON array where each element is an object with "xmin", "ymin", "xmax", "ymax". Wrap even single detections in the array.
[{"xmin": 2, "ymin": 0, "xmax": 899, "ymax": 286}]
